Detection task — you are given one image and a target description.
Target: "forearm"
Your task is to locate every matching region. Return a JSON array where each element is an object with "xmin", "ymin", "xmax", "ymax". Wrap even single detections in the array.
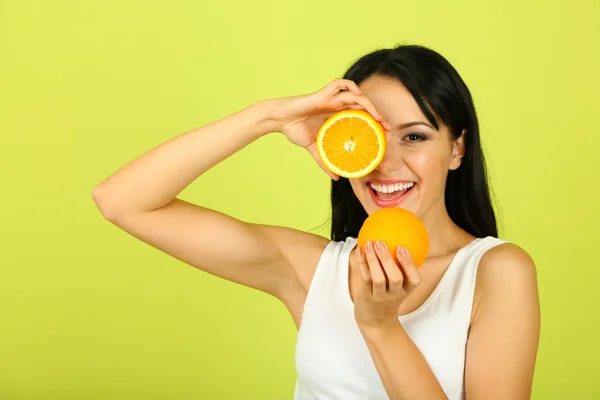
[
  {"xmin": 359, "ymin": 321, "xmax": 448, "ymax": 400},
  {"xmin": 93, "ymin": 100, "xmax": 278, "ymax": 215}
]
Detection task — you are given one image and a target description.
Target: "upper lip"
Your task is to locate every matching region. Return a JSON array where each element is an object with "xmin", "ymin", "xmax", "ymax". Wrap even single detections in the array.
[{"xmin": 367, "ymin": 179, "xmax": 416, "ymax": 185}]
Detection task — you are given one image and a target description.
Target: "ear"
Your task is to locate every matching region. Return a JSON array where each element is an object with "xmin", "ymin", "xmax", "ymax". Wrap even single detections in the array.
[{"xmin": 449, "ymin": 130, "xmax": 466, "ymax": 171}]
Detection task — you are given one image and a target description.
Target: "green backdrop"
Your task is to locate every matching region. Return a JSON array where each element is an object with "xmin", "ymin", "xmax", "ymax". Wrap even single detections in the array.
[{"xmin": 1, "ymin": 0, "xmax": 598, "ymax": 398}]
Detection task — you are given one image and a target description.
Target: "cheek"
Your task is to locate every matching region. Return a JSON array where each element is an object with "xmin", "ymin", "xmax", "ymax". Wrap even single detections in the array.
[{"xmin": 408, "ymin": 149, "xmax": 451, "ymax": 183}]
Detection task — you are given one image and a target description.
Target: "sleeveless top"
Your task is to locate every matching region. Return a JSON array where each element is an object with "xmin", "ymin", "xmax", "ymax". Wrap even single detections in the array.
[{"xmin": 293, "ymin": 236, "xmax": 507, "ymax": 400}]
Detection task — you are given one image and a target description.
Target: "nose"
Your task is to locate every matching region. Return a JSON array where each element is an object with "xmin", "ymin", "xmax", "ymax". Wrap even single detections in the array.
[{"xmin": 375, "ymin": 146, "xmax": 403, "ymax": 174}]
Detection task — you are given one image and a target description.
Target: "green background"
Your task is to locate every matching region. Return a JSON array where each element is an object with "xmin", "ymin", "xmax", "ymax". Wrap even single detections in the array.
[{"xmin": 1, "ymin": 0, "xmax": 598, "ymax": 398}]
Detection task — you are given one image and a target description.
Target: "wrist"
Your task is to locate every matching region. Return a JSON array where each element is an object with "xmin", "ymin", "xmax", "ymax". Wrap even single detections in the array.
[
  {"xmin": 252, "ymin": 98, "xmax": 286, "ymax": 135},
  {"xmin": 358, "ymin": 319, "xmax": 404, "ymax": 341}
]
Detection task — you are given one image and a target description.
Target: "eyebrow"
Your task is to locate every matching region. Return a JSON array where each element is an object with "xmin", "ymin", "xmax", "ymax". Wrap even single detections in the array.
[{"xmin": 396, "ymin": 121, "xmax": 435, "ymax": 130}]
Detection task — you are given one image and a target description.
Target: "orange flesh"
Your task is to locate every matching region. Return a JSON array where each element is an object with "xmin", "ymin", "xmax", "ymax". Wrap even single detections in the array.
[{"xmin": 321, "ymin": 117, "xmax": 382, "ymax": 173}]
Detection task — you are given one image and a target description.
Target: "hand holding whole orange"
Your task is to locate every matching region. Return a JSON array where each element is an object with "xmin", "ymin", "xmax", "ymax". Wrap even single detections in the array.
[{"xmin": 353, "ymin": 207, "xmax": 430, "ymax": 330}]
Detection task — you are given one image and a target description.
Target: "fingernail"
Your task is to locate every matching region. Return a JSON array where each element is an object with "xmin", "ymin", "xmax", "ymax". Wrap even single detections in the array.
[
  {"xmin": 397, "ymin": 246, "xmax": 408, "ymax": 256},
  {"xmin": 356, "ymin": 247, "xmax": 363, "ymax": 257},
  {"xmin": 376, "ymin": 240, "xmax": 385, "ymax": 251},
  {"xmin": 366, "ymin": 241, "xmax": 374, "ymax": 252}
]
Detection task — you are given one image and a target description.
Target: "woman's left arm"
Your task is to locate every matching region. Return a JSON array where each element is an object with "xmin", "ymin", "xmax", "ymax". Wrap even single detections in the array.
[
  {"xmin": 355, "ymin": 241, "xmax": 540, "ymax": 400},
  {"xmin": 464, "ymin": 243, "xmax": 540, "ymax": 399}
]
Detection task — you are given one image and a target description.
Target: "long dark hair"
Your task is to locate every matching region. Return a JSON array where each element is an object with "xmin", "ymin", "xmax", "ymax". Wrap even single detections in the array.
[{"xmin": 330, "ymin": 44, "xmax": 498, "ymax": 241}]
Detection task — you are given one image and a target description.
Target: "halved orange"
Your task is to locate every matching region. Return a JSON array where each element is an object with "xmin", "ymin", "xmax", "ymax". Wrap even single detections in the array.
[{"xmin": 316, "ymin": 110, "xmax": 386, "ymax": 179}]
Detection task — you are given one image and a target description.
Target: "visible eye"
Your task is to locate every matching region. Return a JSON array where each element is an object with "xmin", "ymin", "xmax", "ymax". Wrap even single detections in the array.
[{"xmin": 404, "ymin": 133, "xmax": 427, "ymax": 142}]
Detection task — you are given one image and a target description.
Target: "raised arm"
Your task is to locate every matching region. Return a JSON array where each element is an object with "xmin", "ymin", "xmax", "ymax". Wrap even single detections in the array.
[{"xmin": 92, "ymin": 80, "xmax": 388, "ymax": 300}]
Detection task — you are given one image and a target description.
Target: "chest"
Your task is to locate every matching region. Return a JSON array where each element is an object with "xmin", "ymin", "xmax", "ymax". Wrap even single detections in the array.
[
  {"xmin": 292, "ymin": 237, "xmax": 492, "ymax": 399},
  {"xmin": 295, "ymin": 301, "xmax": 468, "ymax": 399}
]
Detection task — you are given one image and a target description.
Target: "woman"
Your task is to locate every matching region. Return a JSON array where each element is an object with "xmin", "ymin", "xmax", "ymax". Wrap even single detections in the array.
[{"xmin": 93, "ymin": 45, "xmax": 540, "ymax": 399}]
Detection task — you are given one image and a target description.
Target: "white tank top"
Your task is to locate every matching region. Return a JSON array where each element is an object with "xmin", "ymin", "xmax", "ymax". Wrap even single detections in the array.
[{"xmin": 294, "ymin": 235, "xmax": 506, "ymax": 400}]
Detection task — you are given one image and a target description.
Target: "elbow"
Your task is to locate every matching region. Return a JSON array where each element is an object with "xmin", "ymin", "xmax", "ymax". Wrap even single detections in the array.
[{"xmin": 92, "ymin": 184, "xmax": 123, "ymax": 222}]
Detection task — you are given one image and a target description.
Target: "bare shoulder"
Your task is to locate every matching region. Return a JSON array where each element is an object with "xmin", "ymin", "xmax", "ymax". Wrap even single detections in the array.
[
  {"xmin": 472, "ymin": 242, "xmax": 539, "ymax": 321},
  {"xmin": 478, "ymin": 242, "xmax": 537, "ymax": 286}
]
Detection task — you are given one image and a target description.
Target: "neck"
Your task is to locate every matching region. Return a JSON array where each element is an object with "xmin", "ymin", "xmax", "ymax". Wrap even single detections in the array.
[{"xmin": 419, "ymin": 199, "xmax": 475, "ymax": 258}]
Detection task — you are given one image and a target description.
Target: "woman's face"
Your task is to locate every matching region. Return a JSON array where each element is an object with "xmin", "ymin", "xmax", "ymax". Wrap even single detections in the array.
[{"xmin": 350, "ymin": 75, "xmax": 465, "ymax": 220}]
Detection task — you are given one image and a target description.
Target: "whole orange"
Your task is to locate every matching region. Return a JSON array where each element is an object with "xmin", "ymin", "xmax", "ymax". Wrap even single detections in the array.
[{"xmin": 357, "ymin": 208, "xmax": 429, "ymax": 267}]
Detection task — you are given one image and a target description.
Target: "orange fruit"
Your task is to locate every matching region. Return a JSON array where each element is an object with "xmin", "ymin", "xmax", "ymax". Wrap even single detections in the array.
[
  {"xmin": 316, "ymin": 109, "xmax": 386, "ymax": 178},
  {"xmin": 357, "ymin": 208, "xmax": 429, "ymax": 267}
]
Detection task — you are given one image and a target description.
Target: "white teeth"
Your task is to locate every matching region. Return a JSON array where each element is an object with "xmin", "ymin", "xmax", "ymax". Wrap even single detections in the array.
[{"xmin": 370, "ymin": 182, "xmax": 414, "ymax": 193}]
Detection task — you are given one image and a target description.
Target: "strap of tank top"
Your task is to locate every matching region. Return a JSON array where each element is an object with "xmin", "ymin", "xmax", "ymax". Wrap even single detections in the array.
[{"xmin": 440, "ymin": 237, "xmax": 508, "ymax": 327}]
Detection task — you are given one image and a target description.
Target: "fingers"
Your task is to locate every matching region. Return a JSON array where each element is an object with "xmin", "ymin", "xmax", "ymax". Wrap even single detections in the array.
[
  {"xmin": 321, "ymin": 79, "xmax": 393, "ymax": 131},
  {"xmin": 333, "ymin": 91, "xmax": 380, "ymax": 119},
  {"xmin": 396, "ymin": 246, "xmax": 422, "ymax": 294},
  {"xmin": 364, "ymin": 241, "xmax": 388, "ymax": 296},
  {"xmin": 356, "ymin": 241, "xmax": 422, "ymax": 299},
  {"xmin": 333, "ymin": 91, "xmax": 392, "ymax": 131},
  {"xmin": 374, "ymin": 241, "xmax": 404, "ymax": 294},
  {"xmin": 355, "ymin": 246, "xmax": 371, "ymax": 282},
  {"xmin": 325, "ymin": 78, "xmax": 362, "ymax": 97}
]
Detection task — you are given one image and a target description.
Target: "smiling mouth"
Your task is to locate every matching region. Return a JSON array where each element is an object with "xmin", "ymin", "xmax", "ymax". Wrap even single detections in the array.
[{"xmin": 369, "ymin": 181, "xmax": 415, "ymax": 202}]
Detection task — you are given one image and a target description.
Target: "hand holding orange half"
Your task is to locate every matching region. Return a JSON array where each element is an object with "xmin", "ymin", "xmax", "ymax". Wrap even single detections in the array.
[
  {"xmin": 273, "ymin": 79, "xmax": 391, "ymax": 181},
  {"xmin": 353, "ymin": 207, "xmax": 429, "ymax": 329}
]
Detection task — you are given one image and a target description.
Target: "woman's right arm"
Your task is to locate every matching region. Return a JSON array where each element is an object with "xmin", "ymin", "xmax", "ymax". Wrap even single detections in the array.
[{"xmin": 92, "ymin": 80, "xmax": 387, "ymax": 299}]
